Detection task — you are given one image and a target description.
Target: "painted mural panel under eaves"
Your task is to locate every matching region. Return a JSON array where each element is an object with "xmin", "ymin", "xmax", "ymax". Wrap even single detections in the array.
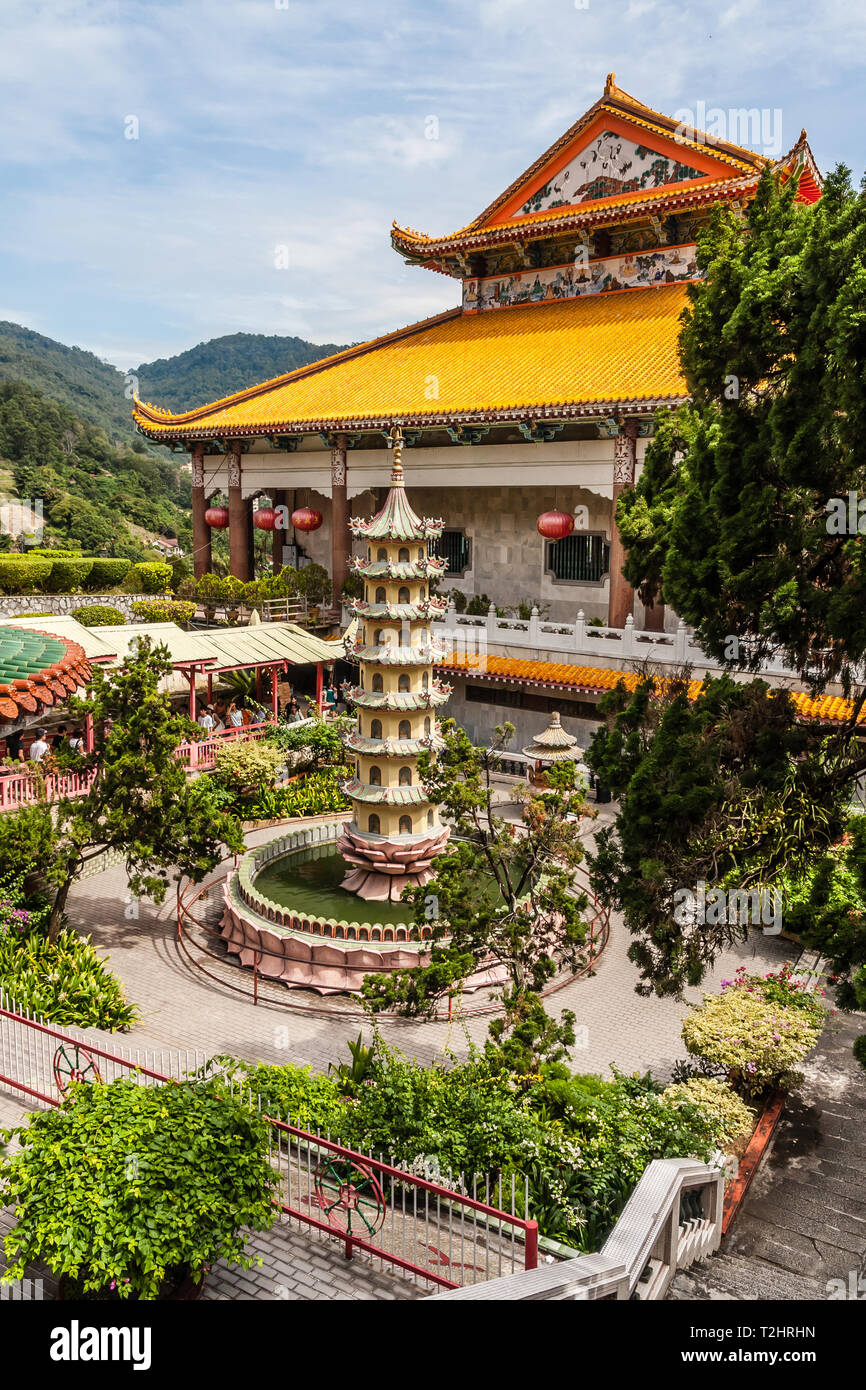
[{"xmin": 462, "ymin": 243, "xmax": 701, "ymax": 313}]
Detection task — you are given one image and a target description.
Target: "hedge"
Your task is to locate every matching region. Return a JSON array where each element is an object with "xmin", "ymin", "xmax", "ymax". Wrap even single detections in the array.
[
  {"xmin": 44, "ymin": 557, "xmax": 94, "ymax": 593},
  {"xmin": 71, "ymin": 604, "xmax": 126, "ymax": 626},
  {"xmin": 126, "ymin": 562, "xmax": 172, "ymax": 594},
  {"xmin": 85, "ymin": 557, "xmax": 131, "ymax": 590},
  {"xmin": 130, "ymin": 598, "xmax": 196, "ymax": 625},
  {"xmin": 0, "ymin": 559, "xmax": 53, "ymax": 595}
]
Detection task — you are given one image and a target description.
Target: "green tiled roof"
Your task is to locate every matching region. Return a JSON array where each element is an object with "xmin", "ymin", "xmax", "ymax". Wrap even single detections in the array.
[{"xmin": 0, "ymin": 626, "xmax": 67, "ymax": 683}]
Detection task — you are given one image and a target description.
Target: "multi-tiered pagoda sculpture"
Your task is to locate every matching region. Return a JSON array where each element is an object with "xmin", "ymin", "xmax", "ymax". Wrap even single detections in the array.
[{"xmin": 339, "ymin": 427, "xmax": 452, "ymax": 902}]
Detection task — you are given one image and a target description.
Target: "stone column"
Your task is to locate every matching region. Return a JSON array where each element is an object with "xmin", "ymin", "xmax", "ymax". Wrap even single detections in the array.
[
  {"xmin": 607, "ymin": 421, "xmax": 638, "ymax": 629},
  {"xmin": 272, "ymin": 487, "xmax": 288, "ymax": 574},
  {"xmin": 190, "ymin": 443, "xmax": 211, "ymax": 578},
  {"xmin": 227, "ymin": 444, "xmax": 249, "ymax": 582},
  {"xmin": 330, "ymin": 433, "xmax": 349, "ymax": 605}
]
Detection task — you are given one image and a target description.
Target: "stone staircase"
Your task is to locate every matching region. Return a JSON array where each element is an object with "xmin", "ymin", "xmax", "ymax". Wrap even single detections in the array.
[{"xmin": 669, "ymin": 1007, "xmax": 866, "ymax": 1301}]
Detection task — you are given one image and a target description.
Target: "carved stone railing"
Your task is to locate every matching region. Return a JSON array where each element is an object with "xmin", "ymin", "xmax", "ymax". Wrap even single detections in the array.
[
  {"xmin": 431, "ymin": 603, "xmax": 812, "ymax": 680},
  {"xmin": 424, "ymin": 1158, "xmax": 723, "ymax": 1301}
]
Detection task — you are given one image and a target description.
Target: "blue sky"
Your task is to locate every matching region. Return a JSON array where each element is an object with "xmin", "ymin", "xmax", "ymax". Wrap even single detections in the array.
[{"xmin": 1, "ymin": 0, "xmax": 862, "ymax": 370}]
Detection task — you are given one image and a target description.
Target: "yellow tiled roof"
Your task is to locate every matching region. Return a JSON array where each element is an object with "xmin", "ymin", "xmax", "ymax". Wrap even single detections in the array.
[
  {"xmin": 437, "ymin": 654, "xmax": 865, "ymax": 725},
  {"xmin": 133, "ymin": 285, "xmax": 691, "ymax": 440}
]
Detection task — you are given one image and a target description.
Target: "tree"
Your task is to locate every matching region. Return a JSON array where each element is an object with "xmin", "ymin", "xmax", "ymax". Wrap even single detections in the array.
[
  {"xmin": 594, "ymin": 164, "xmax": 866, "ymax": 1055},
  {"xmin": 0, "ymin": 637, "xmax": 243, "ymax": 940},
  {"xmin": 618, "ymin": 165, "xmax": 866, "ymax": 695},
  {"xmin": 586, "ymin": 673, "xmax": 840, "ymax": 995},
  {"xmin": 361, "ymin": 721, "xmax": 592, "ymax": 1075}
]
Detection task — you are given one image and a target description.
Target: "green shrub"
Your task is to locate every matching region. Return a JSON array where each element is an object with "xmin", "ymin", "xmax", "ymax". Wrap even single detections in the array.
[
  {"xmin": 85, "ymin": 557, "xmax": 131, "ymax": 590},
  {"xmin": 213, "ymin": 741, "xmax": 286, "ymax": 796},
  {"xmin": 43, "ymin": 556, "xmax": 94, "ymax": 593},
  {"xmin": 130, "ymin": 598, "xmax": 196, "ymax": 626},
  {"xmin": 266, "ymin": 716, "xmax": 354, "ymax": 769},
  {"xmin": 662, "ymin": 1078, "xmax": 755, "ymax": 1149},
  {"xmin": 295, "ymin": 563, "xmax": 331, "ymax": 608},
  {"xmin": 72, "ymin": 604, "xmax": 125, "ymax": 627},
  {"xmin": 240, "ymin": 769, "xmax": 349, "ymax": 821},
  {"xmin": 0, "ymin": 559, "xmax": 52, "ymax": 595},
  {"xmin": 681, "ymin": 979, "xmax": 825, "ymax": 1097},
  {"xmin": 126, "ymin": 561, "xmax": 172, "ymax": 594},
  {"xmin": 0, "ymin": 1079, "xmax": 277, "ymax": 1300},
  {"xmin": 0, "ymin": 885, "xmax": 137, "ymax": 1031}
]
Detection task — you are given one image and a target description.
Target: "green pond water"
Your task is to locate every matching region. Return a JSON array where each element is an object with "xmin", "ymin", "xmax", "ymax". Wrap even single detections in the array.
[{"xmin": 253, "ymin": 845, "xmax": 414, "ymax": 926}]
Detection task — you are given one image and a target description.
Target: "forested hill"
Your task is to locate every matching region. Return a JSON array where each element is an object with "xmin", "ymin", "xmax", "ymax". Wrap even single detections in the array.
[
  {"xmin": 0, "ymin": 321, "xmax": 139, "ymax": 448},
  {"xmin": 0, "ymin": 380, "xmax": 192, "ymax": 559},
  {"xmin": 135, "ymin": 331, "xmax": 349, "ymax": 413}
]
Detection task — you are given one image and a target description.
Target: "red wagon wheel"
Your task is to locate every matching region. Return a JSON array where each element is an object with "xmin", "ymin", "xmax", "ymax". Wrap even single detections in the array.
[
  {"xmin": 313, "ymin": 1155, "xmax": 386, "ymax": 1238},
  {"xmin": 53, "ymin": 1042, "xmax": 101, "ymax": 1094}
]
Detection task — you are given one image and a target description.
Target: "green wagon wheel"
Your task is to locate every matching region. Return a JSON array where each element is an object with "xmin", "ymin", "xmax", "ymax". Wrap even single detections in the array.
[
  {"xmin": 313, "ymin": 1155, "xmax": 386, "ymax": 1237},
  {"xmin": 53, "ymin": 1043, "xmax": 102, "ymax": 1094}
]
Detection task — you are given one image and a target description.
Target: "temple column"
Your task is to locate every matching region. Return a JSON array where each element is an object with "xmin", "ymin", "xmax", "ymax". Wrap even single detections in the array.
[
  {"xmin": 227, "ymin": 444, "xmax": 250, "ymax": 582},
  {"xmin": 190, "ymin": 443, "xmax": 211, "ymax": 578},
  {"xmin": 246, "ymin": 496, "xmax": 256, "ymax": 581},
  {"xmin": 331, "ymin": 433, "xmax": 349, "ymax": 606},
  {"xmin": 607, "ymin": 421, "xmax": 638, "ymax": 629},
  {"xmin": 272, "ymin": 487, "xmax": 288, "ymax": 574}
]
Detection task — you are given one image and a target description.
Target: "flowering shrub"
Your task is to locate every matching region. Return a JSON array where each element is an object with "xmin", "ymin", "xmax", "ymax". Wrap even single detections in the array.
[
  {"xmin": 212, "ymin": 741, "xmax": 286, "ymax": 796},
  {"xmin": 661, "ymin": 1078, "xmax": 755, "ymax": 1148},
  {"xmin": 681, "ymin": 971, "xmax": 825, "ymax": 1097}
]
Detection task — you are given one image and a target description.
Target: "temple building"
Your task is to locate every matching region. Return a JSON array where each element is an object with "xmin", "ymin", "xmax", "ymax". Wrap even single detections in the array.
[{"xmin": 132, "ymin": 75, "xmax": 822, "ymax": 750}]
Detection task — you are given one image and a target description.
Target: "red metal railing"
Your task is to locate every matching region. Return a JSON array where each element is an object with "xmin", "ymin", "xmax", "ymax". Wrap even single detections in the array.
[
  {"xmin": 0, "ymin": 721, "xmax": 277, "ymax": 810},
  {"xmin": 0, "ymin": 992, "xmax": 538, "ymax": 1289}
]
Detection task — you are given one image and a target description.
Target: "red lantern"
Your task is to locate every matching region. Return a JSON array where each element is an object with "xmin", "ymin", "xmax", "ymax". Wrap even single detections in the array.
[
  {"xmin": 204, "ymin": 505, "xmax": 229, "ymax": 529},
  {"xmin": 536, "ymin": 509, "xmax": 574, "ymax": 540},
  {"xmin": 291, "ymin": 507, "xmax": 323, "ymax": 533},
  {"xmin": 253, "ymin": 507, "xmax": 277, "ymax": 531}
]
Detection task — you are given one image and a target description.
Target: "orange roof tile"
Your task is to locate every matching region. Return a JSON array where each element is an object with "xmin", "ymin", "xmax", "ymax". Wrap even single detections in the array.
[
  {"xmin": 133, "ymin": 285, "xmax": 691, "ymax": 441},
  {"xmin": 437, "ymin": 654, "xmax": 865, "ymax": 726}
]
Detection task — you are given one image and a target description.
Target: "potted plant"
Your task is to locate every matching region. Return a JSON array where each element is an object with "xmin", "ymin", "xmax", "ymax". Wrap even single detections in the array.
[{"xmin": 0, "ymin": 1078, "xmax": 277, "ymax": 1301}]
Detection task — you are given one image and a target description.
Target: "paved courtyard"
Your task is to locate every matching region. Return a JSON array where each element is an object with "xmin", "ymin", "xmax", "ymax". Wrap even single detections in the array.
[
  {"xmin": 40, "ymin": 811, "xmax": 791, "ymax": 1084},
  {"xmin": 0, "ymin": 808, "xmax": 794, "ymax": 1302}
]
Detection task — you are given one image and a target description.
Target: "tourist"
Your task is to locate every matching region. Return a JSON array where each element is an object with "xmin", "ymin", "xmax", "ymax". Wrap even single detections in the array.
[
  {"xmin": 197, "ymin": 705, "xmax": 215, "ymax": 732},
  {"xmin": 286, "ymin": 699, "xmax": 304, "ymax": 724},
  {"xmin": 3, "ymin": 729, "xmax": 24, "ymax": 763},
  {"xmin": 28, "ymin": 729, "xmax": 50, "ymax": 763},
  {"xmin": 67, "ymin": 729, "xmax": 85, "ymax": 753},
  {"xmin": 227, "ymin": 700, "xmax": 244, "ymax": 729}
]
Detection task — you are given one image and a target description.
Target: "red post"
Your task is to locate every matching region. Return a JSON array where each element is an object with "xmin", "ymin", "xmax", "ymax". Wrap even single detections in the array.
[
  {"xmin": 524, "ymin": 1221, "xmax": 539, "ymax": 1271},
  {"xmin": 207, "ymin": 673, "xmax": 213, "ymax": 704},
  {"xmin": 187, "ymin": 669, "xmax": 197, "ymax": 721},
  {"xmin": 84, "ymin": 712, "xmax": 94, "ymax": 753},
  {"xmin": 316, "ymin": 662, "xmax": 323, "ymax": 713},
  {"xmin": 256, "ymin": 667, "xmax": 263, "ymax": 701},
  {"xmin": 271, "ymin": 667, "xmax": 278, "ymax": 723}
]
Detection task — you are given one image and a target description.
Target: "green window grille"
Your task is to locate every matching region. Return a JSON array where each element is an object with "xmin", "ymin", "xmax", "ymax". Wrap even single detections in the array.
[
  {"xmin": 546, "ymin": 534, "xmax": 610, "ymax": 583},
  {"xmin": 429, "ymin": 530, "xmax": 471, "ymax": 576}
]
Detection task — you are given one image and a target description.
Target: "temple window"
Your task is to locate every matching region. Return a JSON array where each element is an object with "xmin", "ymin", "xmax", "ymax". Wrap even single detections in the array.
[
  {"xmin": 424, "ymin": 717, "xmax": 431, "ymax": 735},
  {"xmin": 369, "ymin": 766, "xmax": 382, "ymax": 786},
  {"xmin": 398, "ymin": 547, "xmax": 410, "ymax": 563},
  {"xmin": 399, "ymin": 767, "xmax": 412, "ymax": 786},
  {"xmin": 417, "ymin": 548, "xmax": 424, "ymax": 560},
  {"xmin": 372, "ymin": 673, "xmax": 384, "ymax": 692},
  {"xmin": 399, "ymin": 815, "xmax": 412, "ymax": 834},
  {"xmin": 419, "ymin": 585, "xmax": 425, "ymax": 598},
  {"xmin": 429, "ymin": 529, "xmax": 471, "ymax": 577},
  {"xmin": 422, "ymin": 672, "xmax": 429, "ymax": 690},
  {"xmin": 546, "ymin": 533, "xmax": 610, "ymax": 584},
  {"xmin": 369, "ymin": 814, "xmax": 380, "ymax": 833},
  {"xmin": 374, "ymin": 628, "xmax": 385, "ymax": 645},
  {"xmin": 427, "ymin": 810, "xmax": 434, "ymax": 827},
  {"xmin": 398, "ymin": 674, "xmax": 411, "ymax": 692},
  {"xmin": 398, "ymin": 586, "xmax": 410, "ymax": 604},
  {"xmin": 377, "ymin": 547, "xmax": 387, "ymax": 561},
  {"xmin": 398, "ymin": 719, "xmax": 411, "ymax": 738},
  {"xmin": 370, "ymin": 718, "xmax": 382, "ymax": 739},
  {"xmin": 375, "ymin": 586, "xmax": 386, "ymax": 603}
]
